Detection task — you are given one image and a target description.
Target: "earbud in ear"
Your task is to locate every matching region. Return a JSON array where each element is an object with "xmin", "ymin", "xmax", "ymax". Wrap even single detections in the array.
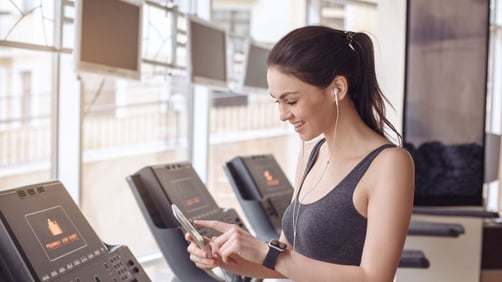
[{"xmin": 333, "ymin": 89, "xmax": 339, "ymax": 106}]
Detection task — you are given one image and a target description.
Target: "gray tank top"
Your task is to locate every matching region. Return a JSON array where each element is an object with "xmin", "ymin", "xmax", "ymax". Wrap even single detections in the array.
[{"xmin": 282, "ymin": 139, "xmax": 396, "ymax": 265}]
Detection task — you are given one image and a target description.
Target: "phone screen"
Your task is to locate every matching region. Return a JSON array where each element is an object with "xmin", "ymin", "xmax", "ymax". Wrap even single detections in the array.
[{"xmin": 172, "ymin": 204, "xmax": 211, "ymax": 255}]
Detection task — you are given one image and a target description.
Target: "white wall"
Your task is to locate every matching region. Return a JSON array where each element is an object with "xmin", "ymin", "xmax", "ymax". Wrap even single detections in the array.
[{"xmin": 374, "ymin": 0, "xmax": 406, "ymax": 134}]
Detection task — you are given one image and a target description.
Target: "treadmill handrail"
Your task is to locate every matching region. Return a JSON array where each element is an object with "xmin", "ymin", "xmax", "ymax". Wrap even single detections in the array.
[
  {"xmin": 413, "ymin": 207, "xmax": 500, "ymax": 218},
  {"xmin": 408, "ymin": 220, "xmax": 465, "ymax": 237}
]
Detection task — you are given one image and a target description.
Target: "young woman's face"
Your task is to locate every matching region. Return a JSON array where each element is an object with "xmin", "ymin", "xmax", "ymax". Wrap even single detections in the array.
[{"xmin": 267, "ymin": 67, "xmax": 336, "ymax": 141}]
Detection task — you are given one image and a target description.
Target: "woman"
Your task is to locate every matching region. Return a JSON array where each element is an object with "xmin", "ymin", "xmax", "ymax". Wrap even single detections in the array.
[{"xmin": 186, "ymin": 25, "xmax": 415, "ymax": 282}]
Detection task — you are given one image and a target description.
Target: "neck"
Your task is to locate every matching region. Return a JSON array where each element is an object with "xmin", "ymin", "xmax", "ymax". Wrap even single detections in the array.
[{"xmin": 323, "ymin": 100, "xmax": 377, "ymax": 159}]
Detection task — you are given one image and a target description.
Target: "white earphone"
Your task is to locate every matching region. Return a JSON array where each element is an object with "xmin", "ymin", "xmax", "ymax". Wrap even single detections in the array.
[{"xmin": 333, "ymin": 88, "xmax": 339, "ymax": 106}]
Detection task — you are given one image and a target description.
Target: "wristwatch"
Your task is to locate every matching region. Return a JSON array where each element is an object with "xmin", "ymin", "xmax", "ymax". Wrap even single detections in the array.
[{"xmin": 262, "ymin": 239, "xmax": 287, "ymax": 270}]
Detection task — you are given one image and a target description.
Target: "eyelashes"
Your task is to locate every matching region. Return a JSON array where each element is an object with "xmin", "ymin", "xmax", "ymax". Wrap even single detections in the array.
[{"xmin": 274, "ymin": 100, "xmax": 297, "ymax": 105}]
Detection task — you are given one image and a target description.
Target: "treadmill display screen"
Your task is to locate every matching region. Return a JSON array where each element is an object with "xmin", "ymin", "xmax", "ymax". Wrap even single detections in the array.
[
  {"xmin": 170, "ymin": 177, "xmax": 211, "ymax": 212},
  {"xmin": 153, "ymin": 163, "xmax": 220, "ymax": 219},
  {"xmin": 243, "ymin": 156, "xmax": 292, "ymax": 197},
  {"xmin": 26, "ymin": 206, "xmax": 87, "ymax": 261},
  {"xmin": 0, "ymin": 182, "xmax": 106, "ymax": 281}
]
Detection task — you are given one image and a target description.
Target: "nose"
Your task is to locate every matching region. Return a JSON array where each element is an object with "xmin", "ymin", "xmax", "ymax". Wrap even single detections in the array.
[{"xmin": 279, "ymin": 108, "xmax": 293, "ymax": 122}]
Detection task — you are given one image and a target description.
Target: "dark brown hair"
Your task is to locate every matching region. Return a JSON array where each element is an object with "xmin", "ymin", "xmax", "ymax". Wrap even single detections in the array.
[{"xmin": 267, "ymin": 25, "xmax": 401, "ymax": 144}]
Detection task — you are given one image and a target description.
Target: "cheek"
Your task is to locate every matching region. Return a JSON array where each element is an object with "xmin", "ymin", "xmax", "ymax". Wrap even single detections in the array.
[{"xmin": 307, "ymin": 103, "xmax": 333, "ymax": 129}]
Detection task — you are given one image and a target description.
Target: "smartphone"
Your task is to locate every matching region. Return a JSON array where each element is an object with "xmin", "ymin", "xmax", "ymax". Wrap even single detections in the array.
[{"xmin": 171, "ymin": 204, "xmax": 212, "ymax": 256}]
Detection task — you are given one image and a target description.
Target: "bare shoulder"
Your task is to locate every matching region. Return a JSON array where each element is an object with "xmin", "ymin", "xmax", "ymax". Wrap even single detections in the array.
[
  {"xmin": 375, "ymin": 145, "xmax": 414, "ymax": 170},
  {"xmin": 365, "ymin": 145, "xmax": 415, "ymax": 193}
]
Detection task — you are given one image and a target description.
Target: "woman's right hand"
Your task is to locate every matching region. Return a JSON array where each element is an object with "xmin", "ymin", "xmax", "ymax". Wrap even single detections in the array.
[{"xmin": 185, "ymin": 233, "xmax": 220, "ymax": 270}]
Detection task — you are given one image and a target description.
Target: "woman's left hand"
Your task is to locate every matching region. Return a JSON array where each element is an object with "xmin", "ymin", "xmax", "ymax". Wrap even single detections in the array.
[{"xmin": 194, "ymin": 220, "xmax": 268, "ymax": 265}]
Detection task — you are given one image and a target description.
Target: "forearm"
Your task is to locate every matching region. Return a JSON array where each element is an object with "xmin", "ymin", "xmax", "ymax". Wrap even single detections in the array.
[
  {"xmin": 274, "ymin": 251, "xmax": 378, "ymax": 282},
  {"xmin": 220, "ymin": 256, "xmax": 287, "ymax": 279}
]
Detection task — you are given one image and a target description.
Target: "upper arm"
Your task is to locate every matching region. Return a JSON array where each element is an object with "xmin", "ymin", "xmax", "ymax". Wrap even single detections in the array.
[{"xmin": 360, "ymin": 147, "xmax": 415, "ymax": 280}]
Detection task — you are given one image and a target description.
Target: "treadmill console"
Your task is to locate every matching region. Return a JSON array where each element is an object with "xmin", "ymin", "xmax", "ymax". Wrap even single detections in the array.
[
  {"xmin": 127, "ymin": 162, "xmax": 248, "ymax": 282},
  {"xmin": 224, "ymin": 154, "xmax": 294, "ymax": 238},
  {"xmin": 0, "ymin": 181, "xmax": 150, "ymax": 282},
  {"xmin": 130, "ymin": 162, "xmax": 246, "ymax": 236}
]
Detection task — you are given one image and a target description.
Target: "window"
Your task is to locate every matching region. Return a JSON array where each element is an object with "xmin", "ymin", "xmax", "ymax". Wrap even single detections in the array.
[
  {"xmin": 0, "ymin": 68, "xmax": 6, "ymax": 125},
  {"xmin": 0, "ymin": 48, "xmax": 53, "ymax": 188}
]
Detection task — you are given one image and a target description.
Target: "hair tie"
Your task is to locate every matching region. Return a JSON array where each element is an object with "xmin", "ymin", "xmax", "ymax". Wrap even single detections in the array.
[{"xmin": 345, "ymin": 31, "xmax": 355, "ymax": 51}]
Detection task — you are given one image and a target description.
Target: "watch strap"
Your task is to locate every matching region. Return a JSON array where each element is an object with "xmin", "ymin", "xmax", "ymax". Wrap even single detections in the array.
[{"xmin": 262, "ymin": 240, "xmax": 285, "ymax": 270}]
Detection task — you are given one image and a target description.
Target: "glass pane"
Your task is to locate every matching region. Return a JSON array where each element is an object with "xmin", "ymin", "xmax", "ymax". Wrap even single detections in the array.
[
  {"xmin": 75, "ymin": 2, "xmax": 188, "ymax": 259},
  {"xmin": 320, "ymin": 1, "xmax": 377, "ymax": 33},
  {"xmin": 142, "ymin": 4, "xmax": 175, "ymax": 65},
  {"xmin": 207, "ymin": 92, "xmax": 299, "ymax": 213},
  {"xmin": 0, "ymin": 46, "xmax": 53, "ymax": 190},
  {"xmin": 80, "ymin": 73, "xmax": 190, "ymax": 257},
  {"xmin": 0, "ymin": 0, "xmax": 55, "ymax": 45}
]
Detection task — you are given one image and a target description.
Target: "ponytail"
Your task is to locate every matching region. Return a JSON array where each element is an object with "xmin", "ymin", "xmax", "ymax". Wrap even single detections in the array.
[{"xmin": 348, "ymin": 32, "xmax": 402, "ymax": 145}]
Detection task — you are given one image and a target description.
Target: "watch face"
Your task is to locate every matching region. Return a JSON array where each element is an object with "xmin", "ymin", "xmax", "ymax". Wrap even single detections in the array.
[{"xmin": 270, "ymin": 239, "xmax": 287, "ymax": 250}]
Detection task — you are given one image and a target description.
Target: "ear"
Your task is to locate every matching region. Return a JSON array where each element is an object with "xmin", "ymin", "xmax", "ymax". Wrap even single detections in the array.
[{"xmin": 330, "ymin": 76, "xmax": 349, "ymax": 102}]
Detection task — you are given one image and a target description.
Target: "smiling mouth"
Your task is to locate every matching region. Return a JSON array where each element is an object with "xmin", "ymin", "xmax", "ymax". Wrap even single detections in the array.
[{"xmin": 293, "ymin": 121, "xmax": 305, "ymax": 128}]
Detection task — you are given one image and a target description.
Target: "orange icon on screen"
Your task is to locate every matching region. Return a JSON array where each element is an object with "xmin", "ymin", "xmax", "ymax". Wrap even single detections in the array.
[
  {"xmin": 48, "ymin": 219, "xmax": 63, "ymax": 236},
  {"xmin": 264, "ymin": 170, "xmax": 280, "ymax": 186}
]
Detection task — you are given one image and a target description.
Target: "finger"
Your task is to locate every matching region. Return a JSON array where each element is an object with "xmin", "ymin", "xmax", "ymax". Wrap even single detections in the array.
[
  {"xmin": 185, "ymin": 232, "xmax": 209, "ymax": 243},
  {"xmin": 209, "ymin": 232, "xmax": 235, "ymax": 259},
  {"xmin": 187, "ymin": 240, "xmax": 219, "ymax": 269},
  {"xmin": 218, "ymin": 237, "xmax": 241, "ymax": 264},
  {"xmin": 211, "ymin": 230, "xmax": 242, "ymax": 265},
  {"xmin": 186, "ymin": 233, "xmax": 212, "ymax": 253},
  {"xmin": 208, "ymin": 236, "xmax": 220, "ymax": 258},
  {"xmin": 187, "ymin": 241, "xmax": 212, "ymax": 259},
  {"xmin": 210, "ymin": 225, "xmax": 244, "ymax": 253},
  {"xmin": 185, "ymin": 232, "xmax": 192, "ymax": 241},
  {"xmin": 193, "ymin": 220, "xmax": 235, "ymax": 233},
  {"xmin": 189, "ymin": 253, "xmax": 219, "ymax": 269}
]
